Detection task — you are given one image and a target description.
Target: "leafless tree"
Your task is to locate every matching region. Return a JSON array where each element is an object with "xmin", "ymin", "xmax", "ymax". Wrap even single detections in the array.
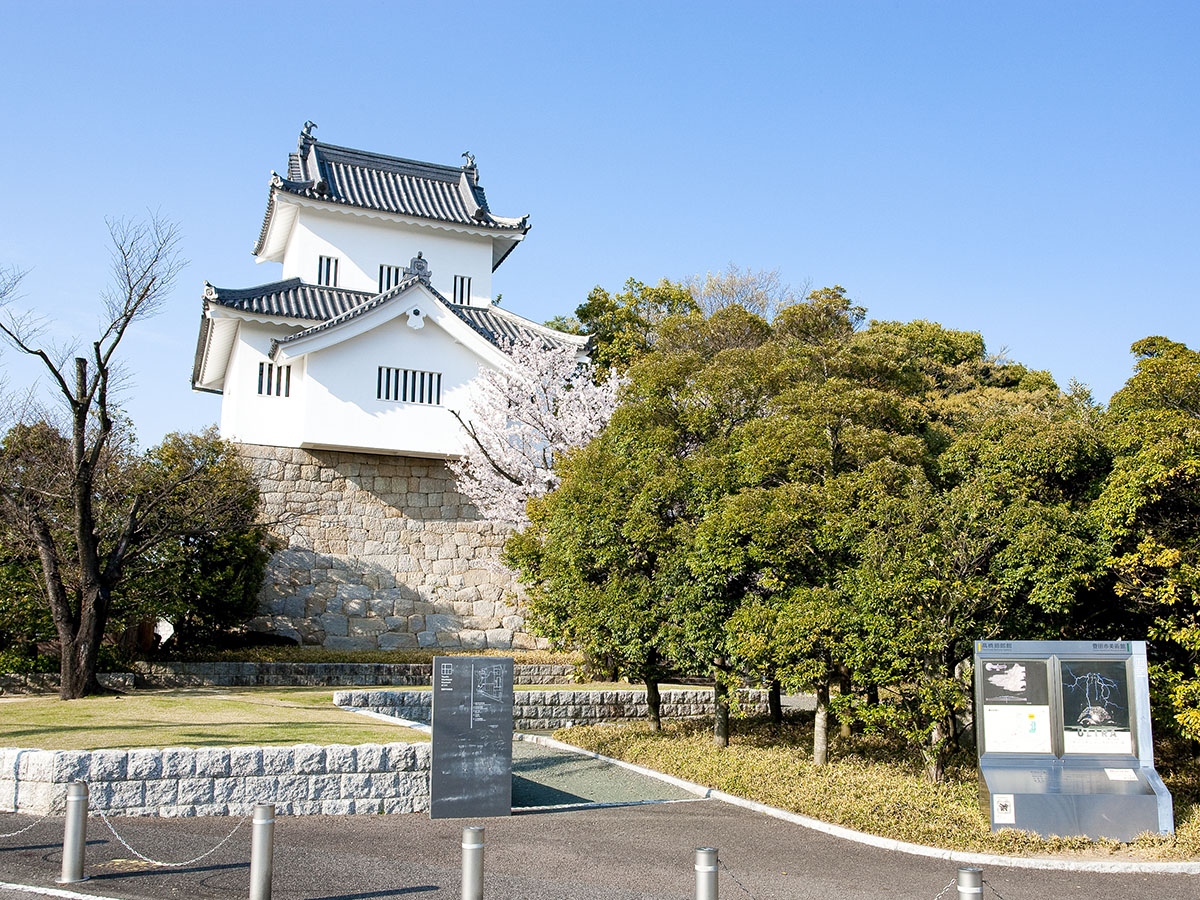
[
  {"xmin": 0, "ymin": 218, "xmax": 258, "ymax": 699},
  {"xmin": 685, "ymin": 263, "xmax": 812, "ymax": 321}
]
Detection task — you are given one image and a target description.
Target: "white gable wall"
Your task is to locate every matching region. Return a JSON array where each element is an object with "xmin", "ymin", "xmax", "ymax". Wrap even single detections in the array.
[
  {"xmin": 300, "ymin": 313, "xmax": 480, "ymax": 457},
  {"xmin": 221, "ymin": 320, "xmax": 308, "ymax": 447},
  {"xmin": 279, "ymin": 206, "xmax": 496, "ymax": 305}
]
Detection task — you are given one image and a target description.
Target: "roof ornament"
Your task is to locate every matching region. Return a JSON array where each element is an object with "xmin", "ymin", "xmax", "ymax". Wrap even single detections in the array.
[
  {"xmin": 203, "ymin": 281, "xmax": 219, "ymax": 301},
  {"xmin": 461, "ymin": 151, "xmax": 475, "ymax": 169},
  {"xmin": 403, "ymin": 251, "xmax": 432, "ymax": 284}
]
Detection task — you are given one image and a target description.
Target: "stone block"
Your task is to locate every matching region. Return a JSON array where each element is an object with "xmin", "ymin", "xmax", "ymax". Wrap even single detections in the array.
[
  {"xmin": 142, "ymin": 779, "xmax": 178, "ymax": 808},
  {"xmin": 102, "ymin": 780, "xmax": 147, "ymax": 811},
  {"xmin": 458, "ymin": 630, "xmax": 486, "ymax": 649},
  {"xmin": 379, "ymin": 632, "xmax": 418, "ymax": 650},
  {"xmin": 350, "ymin": 617, "xmax": 386, "ymax": 636},
  {"xmin": 321, "ymin": 799, "xmax": 356, "ymax": 815},
  {"xmin": 177, "ymin": 778, "xmax": 215, "ymax": 805},
  {"xmin": 193, "ymin": 748, "xmax": 231, "ymax": 778},
  {"xmin": 324, "ymin": 744, "xmax": 357, "ymax": 773},
  {"xmin": 229, "ymin": 747, "xmax": 263, "ymax": 777},
  {"xmin": 213, "ymin": 778, "xmax": 245, "ymax": 806},
  {"xmin": 276, "ymin": 775, "xmax": 310, "ymax": 803},
  {"xmin": 355, "ymin": 744, "xmax": 387, "ymax": 772},
  {"xmin": 309, "ymin": 773, "xmax": 342, "ymax": 800},
  {"xmin": 260, "ymin": 747, "xmax": 295, "ymax": 776},
  {"xmin": 242, "ymin": 776, "xmax": 280, "ymax": 805},
  {"xmin": 17, "ymin": 751, "xmax": 52, "ymax": 782},
  {"xmin": 53, "ymin": 750, "xmax": 92, "ymax": 783}
]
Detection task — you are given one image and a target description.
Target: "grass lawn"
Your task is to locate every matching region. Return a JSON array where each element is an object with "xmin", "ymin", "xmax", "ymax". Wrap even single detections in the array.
[
  {"xmin": 0, "ymin": 688, "xmax": 428, "ymax": 750},
  {"xmin": 557, "ymin": 716, "xmax": 1200, "ymax": 861}
]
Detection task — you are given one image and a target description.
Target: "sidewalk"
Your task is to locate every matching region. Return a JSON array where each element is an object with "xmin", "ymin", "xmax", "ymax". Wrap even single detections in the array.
[{"xmin": 0, "ymin": 741, "xmax": 1196, "ymax": 900}]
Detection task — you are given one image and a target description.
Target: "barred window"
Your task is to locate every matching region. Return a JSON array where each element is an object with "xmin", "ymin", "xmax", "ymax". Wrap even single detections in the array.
[
  {"xmin": 377, "ymin": 366, "xmax": 442, "ymax": 405},
  {"xmin": 379, "ymin": 264, "xmax": 402, "ymax": 293},
  {"xmin": 453, "ymin": 275, "xmax": 471, "ymax": 305},
  {"xmin": 317, "ymin": 255, "xmax": 339, "ymax": 287},
  {"xmin": 257, "ymin": 362, "xmax": 291, "ymax": 397}
]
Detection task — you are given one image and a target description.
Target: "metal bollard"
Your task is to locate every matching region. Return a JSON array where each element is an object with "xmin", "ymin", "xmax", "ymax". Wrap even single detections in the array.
[
  {"xmin": 56, "ymin": 781, "xmax": 89, "ymax": 884},
  {"xmin": 249, "ymin": 803, "xmax": 275, "ymax": 900},
  {"xmin": 957, "ymin": 866, "xmax": 983, "ymax": 900},
  {"xmin": 462, "ymin": 826, "xmax": 484, "ymax": 900},
  {"xmin": 695, "ymin": 847, "xmax": 718, "ymax": 900}
]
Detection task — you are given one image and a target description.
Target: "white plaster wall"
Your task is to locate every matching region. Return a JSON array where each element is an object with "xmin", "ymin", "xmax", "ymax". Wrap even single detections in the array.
[
  {"xmin": 220, "ymin": 321, "xmax": 307, "ymax": 447},
  {"xmin": 279, "ymin": 206, "xmax": 495, "ymax": 305},
  {"xmin": 299, "ymin": 313, "xmax": 482, "ymax": 456}
]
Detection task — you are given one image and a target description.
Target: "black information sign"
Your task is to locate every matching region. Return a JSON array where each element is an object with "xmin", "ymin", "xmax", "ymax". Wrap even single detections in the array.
[
  {"xmin": 1059, "ymin": 659, "xmax": 1132, "ymax": 755},
  {"xmin": 429, "ymin": 656, "xmax": 513, "ymax": 819}
]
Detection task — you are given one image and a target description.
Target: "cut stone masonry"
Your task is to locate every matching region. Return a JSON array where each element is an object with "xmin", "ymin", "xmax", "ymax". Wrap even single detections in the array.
[{"xmin": 239, "ymin": 444, "xmax": 545, "ymax": 652}]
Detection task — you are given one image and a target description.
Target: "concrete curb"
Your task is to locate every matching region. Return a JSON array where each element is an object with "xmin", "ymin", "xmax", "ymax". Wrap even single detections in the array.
[{"xmin": 516, "ymin": 733, "xmax": 1200, "ymax": 876}]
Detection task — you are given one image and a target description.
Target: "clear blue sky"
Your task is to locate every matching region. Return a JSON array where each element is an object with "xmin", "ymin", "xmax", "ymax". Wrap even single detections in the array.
[{"xmin": 1, "ymin": 1, "xmax": 1196, "ymax": 447}]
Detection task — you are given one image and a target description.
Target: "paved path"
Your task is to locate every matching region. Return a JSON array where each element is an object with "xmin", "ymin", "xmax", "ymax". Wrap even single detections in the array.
[{"xmin": 0, "ymin": 741, "xmax": 1195, "ymax": 900}]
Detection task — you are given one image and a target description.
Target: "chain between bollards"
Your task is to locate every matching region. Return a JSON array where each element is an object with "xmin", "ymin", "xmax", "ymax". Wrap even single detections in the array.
[
  {"xmin": 56, "ymin": 781, "xmax": 88, "ymax": 884},
  {"xmin": 695, "ymin": 847, "xmax": 718, "ymax": 900},
  {"xmin": 957, "ymin": 866, "xmax": 983, "ymax": 900},
  {"xmin": 249, "ymin": 803, "xmax": 275, "ymax": 900}
]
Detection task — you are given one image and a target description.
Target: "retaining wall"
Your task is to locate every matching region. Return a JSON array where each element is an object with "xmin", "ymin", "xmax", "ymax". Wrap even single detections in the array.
[
  {"xmin": 0, "ymin": 743, "xmax": 430, "ymax": 817},
  {"xmin": 335, "ymin": 688, "xmax": 768, "ymax": 730},
  {"xmin": 239, "ymin": 444, "xmax": 544, "ymax": 652},
  {"xmin": 0, "ymin": 673, "xmax": 134, "ymax": 696},
  {"xmin": 132, "ymin": 662, "xmax": 577, "ymax": 688}
]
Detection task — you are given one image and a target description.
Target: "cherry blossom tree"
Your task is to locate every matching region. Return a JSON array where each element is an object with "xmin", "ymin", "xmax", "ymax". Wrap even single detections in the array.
[{"xmin": 449, "ymin": 332, "xmax": 623, "ymax": 527}]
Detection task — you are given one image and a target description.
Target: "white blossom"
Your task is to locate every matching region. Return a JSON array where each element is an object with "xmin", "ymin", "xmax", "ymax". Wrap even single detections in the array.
[{"xmin": 449, "ymin": 332, "xmax": 623, "ymax": 527}]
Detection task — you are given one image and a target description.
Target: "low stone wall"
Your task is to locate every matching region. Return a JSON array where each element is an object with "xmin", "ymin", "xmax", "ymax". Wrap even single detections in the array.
[
  {"xmin": 133, "ymin": 662, "xmax": 577, "ymax": 688},
  {"xmin": 0, "ymin": 673, "xmax": 134, "ymax": 696},
  {"xmin": 336, "ymin": 688, "xmax": 768, "ymax": 730},
  {"xmin": 0, "ymin": 743, "xmax": 430, "ymax": 817}
]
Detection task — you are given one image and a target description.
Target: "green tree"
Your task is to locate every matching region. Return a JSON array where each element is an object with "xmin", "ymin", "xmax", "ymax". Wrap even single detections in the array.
[
  {"xmin": 1096, "ymin": 336, "xmax": 1200, "ymax": 740},
  {"xmin": 569, "ymin": 277, "xmax": 697, "ymax": 370}
]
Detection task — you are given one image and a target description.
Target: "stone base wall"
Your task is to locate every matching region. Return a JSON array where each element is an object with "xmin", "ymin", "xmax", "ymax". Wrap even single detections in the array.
[
  {"xmin": 239, "ymin": 444, "xmax": 545, "ymax": 652},
  {"xmin": 0, "ymin": 743, "xmax": 430, "ymax": 817},
  {"xmin": 335, "ymin": 688, "xmax": 768, "ymax": 731},
  {"xmin": 133, "ymin": 662, "xmax": 578, "ymax": 688}
]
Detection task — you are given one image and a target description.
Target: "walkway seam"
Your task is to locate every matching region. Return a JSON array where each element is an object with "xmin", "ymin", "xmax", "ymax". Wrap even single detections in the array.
[{"xmin": 515, "ymin": 733, "xmax": 1200, "ymax": 876}]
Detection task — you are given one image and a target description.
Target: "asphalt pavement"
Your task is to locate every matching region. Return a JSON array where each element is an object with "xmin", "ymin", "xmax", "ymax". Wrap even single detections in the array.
[{"xmin": 0, "ymin": 741, "xmax": 1195, "ymax": 900}]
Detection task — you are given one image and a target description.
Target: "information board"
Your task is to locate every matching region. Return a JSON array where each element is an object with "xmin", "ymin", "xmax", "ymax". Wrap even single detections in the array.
[
  {"xmin": 429, "ymin": 656, "xmax": 513, "ymax": 819},
  {"xmin": 979, "ymin": 658, "xmax": 1052, "ymax": 754},
  {"xmin": 972, "ymin": 640, "xmax": 1173, "ymax": 840},
  {"xmin": 1059, "ymin": 659, "xmax": 1133, "ymax": 755}
]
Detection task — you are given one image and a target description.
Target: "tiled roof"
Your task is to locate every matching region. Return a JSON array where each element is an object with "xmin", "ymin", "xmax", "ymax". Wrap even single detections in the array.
[
  {"xmin": 447, "ymin": 304, "xmax": 584, "ymax": 351},
  {"xmin": 202, "ymin": 278, "xmax": 372, "ymax": 321},
  {"xmin": 253, "ymin": 127, "xmax": 530, "ymax": 256}
]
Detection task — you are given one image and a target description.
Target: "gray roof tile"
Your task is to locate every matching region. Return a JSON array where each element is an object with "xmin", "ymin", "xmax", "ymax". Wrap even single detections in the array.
[
  {"xmin": 202, "ymin": 278, "xmax": 372, "ymax": 320},
  {"xmin": 253, "ymin": 129, "xmax": 529, "ymax": 256},
  {"xmin": 204, "ymin": 278, "xmax": 580, "ymax": 356}
]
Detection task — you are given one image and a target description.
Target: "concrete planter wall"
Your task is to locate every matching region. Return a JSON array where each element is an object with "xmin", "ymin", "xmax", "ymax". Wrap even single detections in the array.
[
  {"xmin": 131, "ymin": 662, "xmax": 577, "ymax": 688},
  {"xmin": 0, "ymin": 743, "xmax": 429, "ymax": 818},
  {"xmin": 336, "ymin": 688, "xmax": 768, "ymax": 730}
]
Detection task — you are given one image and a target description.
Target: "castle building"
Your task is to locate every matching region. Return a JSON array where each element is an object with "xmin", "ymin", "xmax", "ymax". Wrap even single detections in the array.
[{"xmin": 191, "ymin": 124, "xmax": 583, "ymax": 650}]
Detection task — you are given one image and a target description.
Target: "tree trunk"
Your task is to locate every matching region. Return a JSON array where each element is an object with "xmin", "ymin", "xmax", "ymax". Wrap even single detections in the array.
[
  {"xmin": 813, "ymin": 682, "xmax": 830, "ymax": 766},
  {"xmin": 838, "ymin": 668, "xmax": 852, "ymax": 738},
  {"xmin": 768, "ymin": 679, "xmax": 783, "ymax": 727},
  {"xmin": 924, "ymin": 719, "xmax": 947, "ymax": 783},
  {"xmin": 713, "ymin": 679, "xmax": 730, "ymax": 748},
  {"xmin": 645, "ymin": 677, "xmax": 662, "ymax": 731}
]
